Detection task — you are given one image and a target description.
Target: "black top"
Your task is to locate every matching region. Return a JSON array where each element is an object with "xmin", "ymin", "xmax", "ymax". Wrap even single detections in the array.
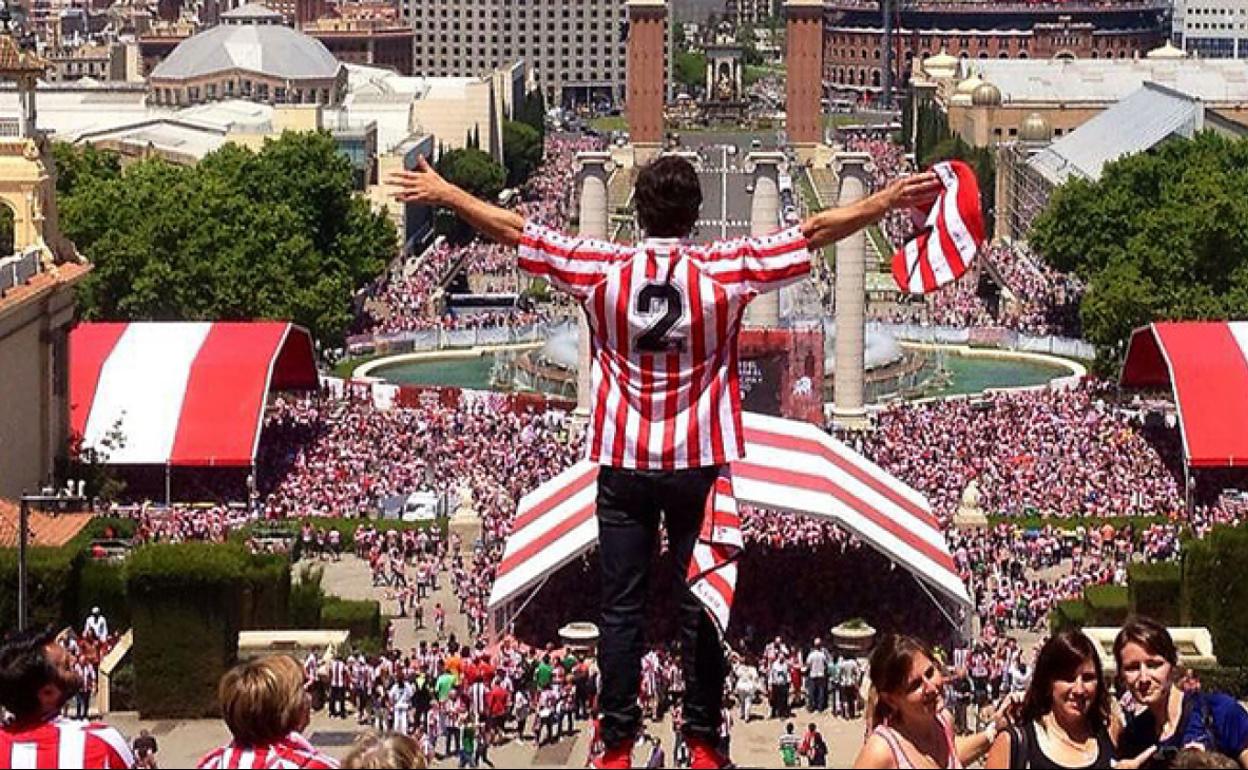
[{"xmin": 1011, "ymin": 719, "xmax": 1115, "ymax": 770}]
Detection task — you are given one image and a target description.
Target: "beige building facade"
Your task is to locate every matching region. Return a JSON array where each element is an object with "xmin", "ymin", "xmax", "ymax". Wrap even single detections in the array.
[{"xmin": 410, "ymin": 0, "xmax": 630, "ymax": 109}]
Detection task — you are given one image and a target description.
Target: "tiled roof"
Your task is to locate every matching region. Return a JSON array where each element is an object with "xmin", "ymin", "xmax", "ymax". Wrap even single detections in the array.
[{"xmin": 0, "ymin": 499, "xmax": 94, "ymax": 549}]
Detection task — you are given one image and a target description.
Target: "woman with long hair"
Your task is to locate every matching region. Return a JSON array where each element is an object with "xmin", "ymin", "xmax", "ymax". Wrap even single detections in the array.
[
  {"xmin": 1114, "ymin": 616, "xmax": 1248, "ymax": 768},
  {"xmin": 853, "ymin": 635, "xmax": 1014, "ymax": 769},
  {"xmin": 985, "ymin": 629, "xmax": 1115, "ymax": 769}
]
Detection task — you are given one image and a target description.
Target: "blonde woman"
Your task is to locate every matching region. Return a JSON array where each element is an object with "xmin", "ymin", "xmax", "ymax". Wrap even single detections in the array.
[
  {"xmin": 342, "ymin": 731, "xmax": 426, "ymax": 769},
  {"xmin": 197, "ymin": 654, "xmax": 339, "ymax": 769}
]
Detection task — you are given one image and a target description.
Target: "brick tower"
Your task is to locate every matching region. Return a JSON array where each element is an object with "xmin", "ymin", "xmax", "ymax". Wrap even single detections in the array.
[
  {"xmin": 626, "ymin": 0, "xmax": 666, "ymax": 164},
  {"xmin": 786, "ymin": 0, "xmax": 824, "ymax": 157}
]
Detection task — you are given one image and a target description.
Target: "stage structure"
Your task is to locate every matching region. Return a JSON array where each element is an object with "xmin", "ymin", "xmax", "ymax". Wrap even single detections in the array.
[{"xmin": 487, "ymin": 411, "xmax": 973, "ymax": 640}]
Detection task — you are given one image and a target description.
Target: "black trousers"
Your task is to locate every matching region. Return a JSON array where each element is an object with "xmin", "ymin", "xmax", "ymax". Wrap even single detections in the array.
[{"xmin": 596, "ymin": 465, "xmax": 727, "ymax": 749}]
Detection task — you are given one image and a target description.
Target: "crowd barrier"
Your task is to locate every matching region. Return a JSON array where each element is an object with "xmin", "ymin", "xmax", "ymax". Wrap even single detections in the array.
[
  {"xmin": 867, "ymin": 322, "xmax": 1096, "ymax": 361},
  {"xmin": 345, "ymin": 322, "xmax": 558, "ymax": 357}
]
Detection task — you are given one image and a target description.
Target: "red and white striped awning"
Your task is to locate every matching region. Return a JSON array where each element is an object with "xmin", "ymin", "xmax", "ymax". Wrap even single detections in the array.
[
  {"xmin": 1121, "ymin": 321, "xmax": 1248, "ymax": 468},
  {"xmin": 489, "ymin": 411, "xmax": 971, "ymax": 616},
  {"xmin": 70, "ymin": 322, "xmax": 318, "ymax": 467}
]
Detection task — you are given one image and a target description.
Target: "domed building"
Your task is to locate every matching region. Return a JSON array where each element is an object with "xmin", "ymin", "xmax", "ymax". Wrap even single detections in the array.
[
  {"xmin": 971, "ymin": 81, "xmax": 1002, "ymax": 108},
  {"xmin": 1019, "ymin": 112, "xmax": 1053, "ymax": 143},
  {"xmin": 148, "ymin": 4, "xmax": 345, "ymax": 108}
]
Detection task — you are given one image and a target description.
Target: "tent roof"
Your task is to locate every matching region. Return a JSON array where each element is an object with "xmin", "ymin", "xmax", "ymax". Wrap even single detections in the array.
[
  {"xmin": 70, "ymin": 322, "xmax": 318, "ymax": 467},
  {"xmin": 1120, "ymin": 321, "xmax": 1248, "ymax": 468},
  {"xmin": 488, "ymin": 411, "xmax": 971, "ymax": 618}
]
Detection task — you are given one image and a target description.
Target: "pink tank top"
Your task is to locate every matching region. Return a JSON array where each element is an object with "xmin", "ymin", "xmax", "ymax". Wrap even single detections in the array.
[{"xmin": 872, "ymin": 713, "xmax": 964, "ymax": 769}]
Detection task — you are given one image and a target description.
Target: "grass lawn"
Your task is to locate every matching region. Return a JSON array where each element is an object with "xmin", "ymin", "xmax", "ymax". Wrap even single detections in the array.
[{"xmin": 589, "ymin": 115, "xmax": 628, "ymax": 133}]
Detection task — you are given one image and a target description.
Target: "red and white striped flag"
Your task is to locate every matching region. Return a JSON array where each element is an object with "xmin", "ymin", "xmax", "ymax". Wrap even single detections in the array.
[
  {"xmin": 686, "ymin": 466, "xmax": 744, "ymax": 634},
  {"xmin": 891, "ymin": 160, "xmax": 986, "ymax": 294}
]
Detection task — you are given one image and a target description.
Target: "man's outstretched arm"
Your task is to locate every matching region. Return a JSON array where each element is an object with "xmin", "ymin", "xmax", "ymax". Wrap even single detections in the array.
[
  {"xmin": 800, "ymin": 172, "xmax": 942, "ymax": 251},
  {"xmin": 389, "ymin": 155, "xmax": 526, "ymax": 247}
]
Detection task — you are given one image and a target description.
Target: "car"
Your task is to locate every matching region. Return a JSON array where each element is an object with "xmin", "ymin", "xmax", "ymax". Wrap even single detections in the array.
[
  {"xmin": 750, "ymin": 138, "xmax": 762, "ymax": 149},
  {"xmin": 746, "ymin": 183, "xmax": 755, "ymax": 194}
]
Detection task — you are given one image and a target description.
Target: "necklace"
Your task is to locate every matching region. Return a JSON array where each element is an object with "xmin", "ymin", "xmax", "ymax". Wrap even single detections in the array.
[{"xmin": 1041, "ymin": 715, "xmax": 1096, "ymax": 758}]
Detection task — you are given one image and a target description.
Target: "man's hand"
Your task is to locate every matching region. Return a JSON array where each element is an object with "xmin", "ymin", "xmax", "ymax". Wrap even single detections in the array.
[
  {"xmin": 388, "ymin": 154, "xmax": 454, "ymax": 206},
  {"xmin": 881, "ymin": 171, "xmax": 943, "ymax": 212}
]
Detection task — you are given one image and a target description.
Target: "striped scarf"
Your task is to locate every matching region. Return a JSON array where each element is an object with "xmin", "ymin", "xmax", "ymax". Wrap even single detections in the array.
[
  {"xmin": 891, "ymin": 160, "xmax": 985, "ymax": 294},
  {"xmin": 686, "ymin": 466, "xmax": 744, "ymax": 634}
]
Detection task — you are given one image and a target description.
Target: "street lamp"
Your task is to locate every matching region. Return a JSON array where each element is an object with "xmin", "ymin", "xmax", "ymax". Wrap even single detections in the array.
[{"xmin": 17, "ymin": 487, "xmax": 86, "ymax": 632}]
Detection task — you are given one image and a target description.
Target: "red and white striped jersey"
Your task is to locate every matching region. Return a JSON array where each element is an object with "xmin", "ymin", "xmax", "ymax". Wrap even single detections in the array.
[
  {"xmin": 196, "ymin": 733, "xmax": 338, "ymax": 770},
  {"xmin": 0, "ymin": 716, "xmax": 135, "ymax": 769},
  {"xmin": 518, "ymin": 222, "xmax": 812, "ymax": 470}
]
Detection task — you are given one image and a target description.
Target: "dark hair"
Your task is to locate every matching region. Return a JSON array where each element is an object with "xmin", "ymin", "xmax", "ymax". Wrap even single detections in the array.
[
  {"xmin": 634, "ymin": 156, "xmax": 702, "ymax": 238},
  {"xmin": 1114, "ymin": 615, "xmax": 1178, "ymax": 669},
  {"xmin": 869, "ymin": 634, "xmax": 935, "ymax": 725},
  {"xmin": 0, "ymin": 626, "xmax": 60, "ymax": 717},
  {"xmin": 1020, "ymin": 629, "xmax": 1110, "ymax": 732}
]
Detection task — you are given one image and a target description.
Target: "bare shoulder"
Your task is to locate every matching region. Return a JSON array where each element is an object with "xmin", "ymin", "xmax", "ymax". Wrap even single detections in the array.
[{"xmin": 853, "ymin": 731, "xmax": 898, "ymax": 769}]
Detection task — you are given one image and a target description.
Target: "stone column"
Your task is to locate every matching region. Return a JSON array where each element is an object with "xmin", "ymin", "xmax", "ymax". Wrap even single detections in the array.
[
  {"xmin": 706, "ymin": 60, "xmax": 714, "ymax": 98},
  {"xmin": 733, "ymin": 56, "xmax": 742, "ymax": 99},
  {"xmin": 627, "ymin": 0, "xmax": 667, "ymax": 165},
  {"xmin": 575, "ymin": 151, "xmax": 612, "ymax": 420},
  {"xmin": 831, "ymin": 152, "xmax": 872, "ymax": 430},
  {"xmin": 785, "ymin": 0, "xmax": 824, "ymax": 156},
  {"xmin": 744, "ymin": 151, "xmax": 786, "ymax": 328}
]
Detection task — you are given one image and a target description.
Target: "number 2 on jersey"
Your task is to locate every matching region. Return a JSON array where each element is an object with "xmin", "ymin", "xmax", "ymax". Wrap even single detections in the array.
[{"xmin": 636, "ymin": 282, "xmax": 685, "ymax": 353}]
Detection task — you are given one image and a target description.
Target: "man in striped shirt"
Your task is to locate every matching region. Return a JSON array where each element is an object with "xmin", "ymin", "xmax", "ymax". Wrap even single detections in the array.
[
  {"xmin": 0, "ymin": 627, "xmax": 134, "ymax": 769},
  {"xmin": 391, "ymin": 152, "xmax": 938, "ymax": 768},
  {"xmin": 196, "ymin": 655, "xmax": 338, "ymax": 769}
]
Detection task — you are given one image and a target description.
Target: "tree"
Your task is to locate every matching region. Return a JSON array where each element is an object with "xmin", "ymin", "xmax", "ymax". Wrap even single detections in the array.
[
  {"xmin": 516, "ymin": 88, "xmax": 547, "ymax": 145},
  {"xmin": 503, "ymin": 120, "xmax": 543, "ymax": 188},
  {"xmin": 435, "ymin": 147, "xmax": 505, "ymax": 202},
  {"xmin": 675, "ymin": 50, "xmax": 707, "ymax": 94},
  {"xmin": 51, "ymin": 142, "xmax": 121, "ymax": 198},
  {"xmin": 61, "ymin": 130, "xmax": 395, "ymax": 347},
  {"xmin": 1029, "ymin": 131, "xmax": 1248, "ymax": 372}
]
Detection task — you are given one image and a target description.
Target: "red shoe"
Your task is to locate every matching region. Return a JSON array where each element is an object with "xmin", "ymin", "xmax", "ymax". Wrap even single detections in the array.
[
  {"xmin": 686, "ymin": 735, "xmax": 732, "ymax": 769},
  {"xmin": 593, "ymin": 740, "xmax": 634, "ymax": 769}
]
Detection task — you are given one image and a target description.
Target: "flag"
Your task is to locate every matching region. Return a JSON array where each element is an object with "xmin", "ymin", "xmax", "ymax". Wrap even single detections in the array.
[
  {"xmin": 686, "ymin": 466, "xmax": 744, "ymax": 634},
  {"xmin": 891, "ymin": 160, "xmax": 986, "ymax": 294}
]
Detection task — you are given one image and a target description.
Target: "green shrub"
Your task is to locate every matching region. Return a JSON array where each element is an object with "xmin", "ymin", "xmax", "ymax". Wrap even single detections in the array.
[
  {"xmin": 73, "ymin": 557, "xmax": 130, "ymax": 631},
  {"xmin": 1083, "ymin": 584, "xmax": 1130, "ymax": 627},
  {"xmin": 322, "ymin": 597, "xmax": 381, "ymax": 642},
  {"xmin": 108, "ymin": 660, "xmax": 136, "ymax": 711},
  {"xmin": 1127, "ymin": 562, "xmax": 1182, "ymax": 627},
  {"xmin": 236, "ymin": 517, "xmax": 441, "ymax": 556},
  {"xmin": 986, "ymin": 515, "xmax": 1173, "ymax": 537},
  {"xmin": 1195, "ymin": 666, "xmax": 1248, "ymax": 699},
  {"xmin": 127, "ymin": 543, "xmax": 249, "ymax": 718},
  {"xmin": 1182, "ymin": 526, "xmax": 1248, "ymax": 666},
  {"xmin": 1050, "ymin": 599, "xmax": 1089, "ymax": 633},
  {"xmin": 0, "ymin": 547, "xmax": 79, "ymax": 636},
  {"xmin": 240, "ymin": 553, "xmax": 291, "ymax": 630},
  {"xmin": 289, "ymin": 564, "xmax": 325, "ymax": 629}
]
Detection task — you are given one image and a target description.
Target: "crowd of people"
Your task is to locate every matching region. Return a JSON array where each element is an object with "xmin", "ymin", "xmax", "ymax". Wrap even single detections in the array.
[
  {"xmin": 356, "ymin": 136, "xmax": 602, "ymax": 337},
  {"xmin": 842, "ymin": 132, "xmax": 1083, "ymax": 338}
]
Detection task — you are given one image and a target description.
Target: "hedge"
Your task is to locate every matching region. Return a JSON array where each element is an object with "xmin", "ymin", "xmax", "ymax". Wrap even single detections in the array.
[
  {"xmin": 1127, "ymin": 562, "xmax": 1182, "ymax": 627},
  {"xmin": 322, "ymin": 597, "xmax": 382, "ymax": 642},
  {"xmin": 1050, "ymin": 599, "xmax": 1089, "ymax": 633},
  {"xmin": 1196, "ymin": 666, "xmax": 1248, "ymax": 699},
  {"xmin": 126, "ymin": 543, "xmax": 250, "ymax": 718},
  {"xmin": 240, "ymin": 553, "xmax": 291, "ymax": 630},
  {"xmin": 73, "ymin": 558, "xmax": 129, "ymax": 631},
  {"xmin": 236, "ymin": 516, "xmax": 443, "ymax": 555},
  {"xmin": 986, "ymin": 515, "xmax": 1173, "ymax": 537},
  {"xmin": 1182, "ymin": 526, "xmax": 1248, "ymax": 666},
  {"xmin": 290, "ymin": 563, "xmax": 325, "ymax": 629},
  {"xmin": 0, "ymin": 547, "xmax": 78, "ymax": 636},
  {"xmin": 1083, "ymin": 584, "xmax": 1130, "ymax": 627},
  {"xmin": 0, "ymin": 515, "xmax": 140, "ymax": 635}
]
